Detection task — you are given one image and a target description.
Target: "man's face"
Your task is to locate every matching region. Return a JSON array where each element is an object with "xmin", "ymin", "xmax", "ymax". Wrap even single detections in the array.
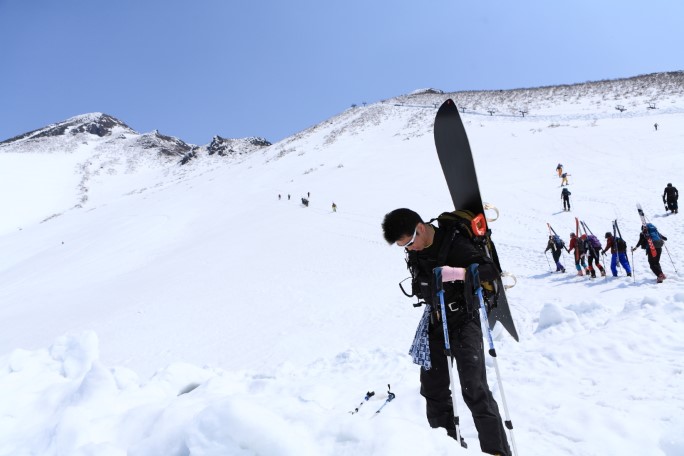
[{"xmin": 396, "ymin": 224, "xmax": 427, "ymax": 251}]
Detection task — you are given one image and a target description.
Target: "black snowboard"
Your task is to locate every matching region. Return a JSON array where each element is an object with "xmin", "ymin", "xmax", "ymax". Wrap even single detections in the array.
[{"xmin": 433, "ymin": 99, "xmax": 519, "ymax": 342}]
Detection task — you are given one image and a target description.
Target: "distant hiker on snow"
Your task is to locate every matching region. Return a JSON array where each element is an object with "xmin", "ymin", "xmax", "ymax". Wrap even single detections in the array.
[
  {"xmin": 545, "ymin": 235, "xmax": 566, "ymax": 272},
  {"xmin": 301, "ymin": 198, "xmax": 309, "ymax": 207},
  {"xmin": 560, "ymin": 172, "xmax": 570, "ymax": 187},
  {"xmin": 567, "ymin": 232, "xmax": 588, "ymax": 276},
  {"xmin": 602, "ymin": 232, "xmax": 631, "ymax": 277},
  {"xmin": 556, "ymin": 163, "xmax": 563, "ymax": 177},
  {"xmin": 654, "ymin": 123, "xmax": 658, "ymax": 131},
  {"xmin": 561, "ymin": 188, "xmax": 571, "ymax": 211},
  {"xmin": 332, "ymin": 202, "xmax": 337, "ymax": 212},
  {"xmin": 632, "ymin": 224, "xmax": 668, "ymax": 283},
  {"xmin": 382, "ymin": 208, "xmax": 512, "ymax": 456},
  {"xmin": 663, "ymin": 183, "xmax": 678, "ymax": 214}
]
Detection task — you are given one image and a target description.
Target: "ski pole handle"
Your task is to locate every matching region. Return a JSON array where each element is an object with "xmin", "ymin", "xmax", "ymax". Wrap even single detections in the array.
[{"xmin": 468, "ymin": 263, "xmax": 482, "ymax": 294}]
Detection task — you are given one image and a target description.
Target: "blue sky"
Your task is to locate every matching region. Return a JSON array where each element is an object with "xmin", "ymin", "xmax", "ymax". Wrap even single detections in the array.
[{"xmin": 1, "ymin": 0, "xmax": 682, "ymax": 145}]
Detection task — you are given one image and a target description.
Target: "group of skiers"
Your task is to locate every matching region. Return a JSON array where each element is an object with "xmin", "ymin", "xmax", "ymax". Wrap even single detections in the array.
[
  {"xmin": 546, "ymin": 230, "xmax": 626, "ymax": 276},
  {"xmin": 550, "ymin": 161, "xmax": 676, "ymax": 284},
  {"xmin": 278, "ymin": 192, "xmax": 338, "ymax": 212},
  {"xmin": 545, "ymin": 225, "xmax": 671, "ymax": 283}
]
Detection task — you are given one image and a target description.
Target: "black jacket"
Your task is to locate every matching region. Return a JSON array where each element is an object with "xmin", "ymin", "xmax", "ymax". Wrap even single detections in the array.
[
  {"xmin": 663, "ymin": 186, "xmax": 678, "ymax": 202},
  {"xmin": 545, "ymin": 238, "xmax": 563, "ymax": 254},
  {"xmin": 409, "ymin": 226, "xmax": 499, "ymax": 325},
  {"xmin": 635, "ymin": 231, "xmax": 667, "ymax": 250}
]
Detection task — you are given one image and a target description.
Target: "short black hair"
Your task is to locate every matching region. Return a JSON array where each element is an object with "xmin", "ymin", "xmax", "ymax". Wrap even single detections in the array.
[{"xmin": 381, "ymin": 208, "xmax": 422, "ymax": 244}]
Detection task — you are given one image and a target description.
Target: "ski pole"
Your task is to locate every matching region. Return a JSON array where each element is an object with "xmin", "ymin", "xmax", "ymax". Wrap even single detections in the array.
[
  {"xmin": 468, "ymin": 264, "xmax": 518, "ymax": 456},
  {"xmin": 374, "ymin": 384, "xmax": 396, "ymax": 415},
  {"xmin": 544, "ymin": 251, "xmax": 552, "ymax": 272},
  {"xmin": 631, "ymin": 247, "xmax": 636, "ymax": 282},
  {"xmin": 662, "ymin": 243, "xmax": 679, "ymax": 275},
  {"xmin": 350, "ymin": 390, "xmax": 375, "ymax": 414},
  {"xmin": 602, "ymin": 253, "xmax": 608, "ymax": 281},
  {"xmin": 434, "ymin": 268, "xmax": 467, "ymax": 449}
]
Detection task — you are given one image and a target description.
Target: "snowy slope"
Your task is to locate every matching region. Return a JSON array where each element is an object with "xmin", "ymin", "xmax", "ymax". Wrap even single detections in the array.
[
  {"xmin": 0, "ymin": 113, "xmax": 269, "ymax": 235},
  {"xmin": 0, "ymin": 73, "xmax": 683, "ymax": 456}
]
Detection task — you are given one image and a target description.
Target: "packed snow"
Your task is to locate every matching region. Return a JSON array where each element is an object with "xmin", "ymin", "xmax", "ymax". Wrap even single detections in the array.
[{"xmin": 1, "ymin": 77, "xmax": 683, "ymax": 455}]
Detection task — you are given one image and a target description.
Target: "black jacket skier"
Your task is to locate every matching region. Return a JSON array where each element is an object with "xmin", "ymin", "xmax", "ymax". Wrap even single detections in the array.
[
  {"xmin": 561, "ymin": 188, "xmax": 571, "ymax": 211},
  {"xmin": 382, "ymin": 208, "xmax": 511, "ymax": 456},
  {"xmin": 663, "ymin": 183, "xmax": 678, "ymax": 214},
  {"xmin": 632, "ymin": 226, "xmax": 668, "ymax": 282},
  {"xmin": 545, "ymin": 236, "xmax": 565, "ymax": 272}
]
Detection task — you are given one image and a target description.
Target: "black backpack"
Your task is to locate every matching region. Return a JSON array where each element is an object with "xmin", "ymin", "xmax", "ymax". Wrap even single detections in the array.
[
  {"xmin": 615, "ymin": 237, "xmax": 627, "ymax": 251},
  {"xmin": 434, "ymin": 210, "xmax": 500, "ymax": 307}
]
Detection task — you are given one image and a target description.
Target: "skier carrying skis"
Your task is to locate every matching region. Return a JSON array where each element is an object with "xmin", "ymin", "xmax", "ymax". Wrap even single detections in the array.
[
  {"xmin": 602, "ymin": 232, "xmax": 631, "ymax": 277},
  {"xmin": 663, "ymin": 183, "xmax": 678, "ymax": 214},
  {"xmin": 581, "ymin": 234, "xmax": 606, "ymax": 278},
  {"xmin": 632, "ymin": 225, "xmax": 668, "ymax": 283},
  {"xmin": 382, "ymin": 208, "xmax": 512, "ymax": 456},
  {"xmin": 567, "ymin": 232, "xmax": 588, "ymax": 276},
  {"xmin": 545, "ymin": 235, "xmax": 566, "ymax": 272},
  {"xmin": 561, "ymin": 188, "xmax": 571, "ymax": 211}
]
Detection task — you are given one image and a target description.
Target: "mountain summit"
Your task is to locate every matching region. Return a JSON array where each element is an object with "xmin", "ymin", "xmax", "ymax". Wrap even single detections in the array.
[{"xmin": 0, "ymin": 113, "xmax": 134, "ymax": 145}]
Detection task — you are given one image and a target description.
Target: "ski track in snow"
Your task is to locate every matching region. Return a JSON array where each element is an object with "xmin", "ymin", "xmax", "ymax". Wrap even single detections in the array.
[{"xmin": 1, "ymin": 84, "xmax": 684, "ymax": 455}]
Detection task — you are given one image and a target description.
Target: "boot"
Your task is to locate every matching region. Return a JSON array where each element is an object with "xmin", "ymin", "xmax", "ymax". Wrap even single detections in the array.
[
  {"xmin": 447, "ymin": 429, "xmax": 468, "ymax": 448},
  {"xmin": 600, "ymin": 268, "xmax": 606, "ymax": 277},
  {"xmin": 627, "ymin": 272, "xmax": 632, "ymax": 277},
  {"xmin": 577, "ymin": 270, "xmax": 584, "ymax": 276},
  {"xmin": 657, "ymin": 273, "xmax": 666, "ymax": 283}
]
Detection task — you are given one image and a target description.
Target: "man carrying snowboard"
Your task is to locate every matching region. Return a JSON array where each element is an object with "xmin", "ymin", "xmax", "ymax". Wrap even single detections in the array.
[{"xmin": 382, "ymin": 208, "xmax": 511, "ymax": 456}]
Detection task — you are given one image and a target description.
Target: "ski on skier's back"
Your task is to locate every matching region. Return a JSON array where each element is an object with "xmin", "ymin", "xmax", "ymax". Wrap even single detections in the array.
[
  {"xmin": 636, "ymin": 204, "xmax": 658, "ymax": 257},
  {"xmin": 433, "ymin": 99, "xmax": 519, "ymax": 342}
]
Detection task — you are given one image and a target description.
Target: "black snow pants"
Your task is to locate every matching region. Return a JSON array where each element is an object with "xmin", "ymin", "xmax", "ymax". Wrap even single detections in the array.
[
  {"xmin": 421, "ymin": 316, "xmax": 511, "ymax": 456},
  {"xmin": 562, "ymin": 196, "xmax": 570, "ymax": 210},
  {"xmin": 647, "ymin": 248, "xmax": 664, "ymax": 276}
]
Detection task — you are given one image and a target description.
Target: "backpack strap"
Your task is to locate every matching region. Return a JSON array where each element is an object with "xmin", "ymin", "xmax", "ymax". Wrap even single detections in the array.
[{"xmin": 436, "ymin": 225, "xmax": 458, "ymax": 266}]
